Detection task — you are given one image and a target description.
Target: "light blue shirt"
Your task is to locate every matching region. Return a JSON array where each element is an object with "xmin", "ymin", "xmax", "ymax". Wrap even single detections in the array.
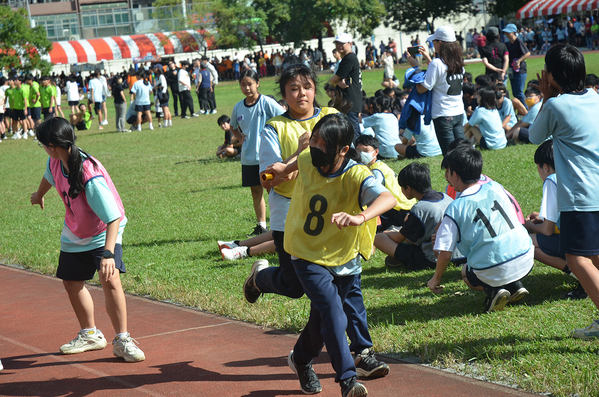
[
  {"xmin": 529, "ymin": 89, "xmax": 599, "ymax": 212},
  {"xmin": 468, "ymin": 107, "xmax": 506, "ymax": 150},
  {"xmin": 231, "ymin": 94, "xmax": 285, "ymax": 166},
  {"xmin": 361, "ymin": 112, "xmax": 400, "ymax": 158},
  {"xmin": 521, "ymin": 100, "xmax": 542, "ymax": 124},
  {"xmin": 498, "ymin": 97, "xmax": 517, "ymax": 127},
  {"xmin": 88, "ymin": 78, "xmax": 104, "ymax": 103},
  {"xmin": 131, "ymin": 80, "xmax": 152, "ymax": 106},
  {"xmin": 403, "ymin": 116, "xmax": 442, "ymax": 157}
]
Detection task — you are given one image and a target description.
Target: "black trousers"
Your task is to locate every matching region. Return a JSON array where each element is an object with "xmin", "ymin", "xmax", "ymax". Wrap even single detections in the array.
[
  {"xmin": 179, "ymin": 90, "xmax": 194, "ymax": 117},
  {"xmin": 169, "ymin": 86, "xmax": 180, "ymax": 115}
]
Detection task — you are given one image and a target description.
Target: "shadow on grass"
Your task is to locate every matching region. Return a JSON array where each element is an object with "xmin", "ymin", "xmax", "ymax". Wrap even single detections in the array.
[
  {"xmin": 175, "ymin": 157, "xmax": 239, "ymax": 166},
  {"xmin": 189, "ymin": 184, "xmax": 243, "ymax": 193},
  {"xmin": 127, "ymin": 236, "xmax": 212, "ymax": 248}
]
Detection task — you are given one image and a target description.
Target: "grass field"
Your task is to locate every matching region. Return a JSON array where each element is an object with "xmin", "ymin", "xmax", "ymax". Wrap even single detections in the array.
[{"xmin": 2, "ymin": 53, "xmax": 599, "ymax": 396}]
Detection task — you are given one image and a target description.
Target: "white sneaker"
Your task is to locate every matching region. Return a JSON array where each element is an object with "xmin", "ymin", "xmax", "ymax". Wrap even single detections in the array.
[
  {"xmin": 60, "ymin": 329, "xmax": 108, "ymax": 354},
  {"xmin": 191, "ymin": 113, "xmax": 199, "ymax": 117},
  {"xmin": 199, "ymin": 110, "xmax": 206, "ymax": 114},
  {"xmin": 137, "ymin": 125, "xmax": 142, "ymax": 131},
  {"xmin": 149, "ymin": 124, "xmax": 154, "ymax": 130},
  {"xmin": 112, "ymin": 333, "xmax": 145, "ymax": 362},
  {"xmin": 12, "ymin": 132, "xmax": 21, "ymax": 140},
  {"xmin": 28, "ymin": 130, "xmax": 35, "ymax": 137},
  {"xmin": 572, "ymin": 320, "xmax": 599, "ymax": 340},
  {"xmin": 222, "ymin": 246, "xmax": 248, "ymax": 260},
  {"xmin": 102, "ymin": 119, "xmax": 108, "ymax": 125},
  {"xmin": 218, "ymin": 240, "xmax": 239, "ymax": 250},
  {"xmin": 22, "ymin": 131, "xmax": 28, "ymax": 140},
  {"xmin": 211, "ymin": 109, "xmax": 217, "ymax": 114}
]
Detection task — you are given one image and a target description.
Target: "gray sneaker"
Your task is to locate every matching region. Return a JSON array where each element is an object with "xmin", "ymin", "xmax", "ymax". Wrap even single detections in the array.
[
  {"xmin": 243, "ymin": 260, "xmax": 269, "ymax": 303},
  {"xmin": 113, "ymin": 333, "xmax": 146, "ymax": 362},
  {"xmin": 60, "ymin": 329, "xmax": 108, "ymax": 354}
]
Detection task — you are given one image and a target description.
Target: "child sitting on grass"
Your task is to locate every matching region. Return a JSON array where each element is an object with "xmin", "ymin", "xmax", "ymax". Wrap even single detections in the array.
[
  {"xmin": 355, "ymin": 134, "xmax": 416, "ymax": 231},
  {"xmin": 524, "ymin": 140, "xmax": 586, "ymax": 299},
  {"xmin": 463, "ymin": 86, "xmax": 507, "ymax": 150},
  {"xmin": 374, "ymin": 162, "xmax": 453, "ymax": 270},
  {"xmin": 495, "ymin": 83, "xmax": 517, "ymax": 133},
  {"xmin": 215, "ymin": 115, "xmax": 242, "ymax": 159},
  {"xmin": 506, "ymin": 85, "xmax": 542, "ymax": 143},
  {"xmin": 430, "ymin": 145, "xmax": 534, "ymax": 313},
  {"xmin": 529, "ymin": 44, "xmax": 599, "ymax": 339}
]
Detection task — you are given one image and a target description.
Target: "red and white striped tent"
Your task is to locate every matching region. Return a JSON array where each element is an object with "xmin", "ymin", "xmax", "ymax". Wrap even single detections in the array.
[
  {"xmin": 517, "ymin": 0, "xmax": 599, "ymax": 19},
  {"xmin": 43, "ymin": 29, "xmax": 210, "ymax": 65}
]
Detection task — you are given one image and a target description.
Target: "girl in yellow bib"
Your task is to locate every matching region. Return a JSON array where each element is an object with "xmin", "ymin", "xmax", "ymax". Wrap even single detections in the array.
[{"xmin": 283, "ymin": 113, "xmax": 396, "ymax": 397}]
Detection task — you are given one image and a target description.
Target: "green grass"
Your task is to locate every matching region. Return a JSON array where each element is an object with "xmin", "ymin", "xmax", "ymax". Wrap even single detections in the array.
[{"xmin": 3, "ymin": 53, "xmax": 599, "ymax": 396}]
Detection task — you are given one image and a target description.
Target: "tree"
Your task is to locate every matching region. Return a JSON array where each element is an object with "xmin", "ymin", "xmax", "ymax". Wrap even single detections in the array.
[
  {"xmin": 0, "ymin": 7, "xmax": 52, "ymax": 74},
  {"xmin": 487, "ymin": 0, "xmax": 529, "ymax": 18},
  {"xmin": 253, "ymin": 0, "xmax": 386, "ymax": 48},
  {"xmin": 211, "ymin": 0, "xmax": 269, "ymax": 50},
  {"xmin": 383, "ymin": 0, "xmax": 477, "ymax": 34}
]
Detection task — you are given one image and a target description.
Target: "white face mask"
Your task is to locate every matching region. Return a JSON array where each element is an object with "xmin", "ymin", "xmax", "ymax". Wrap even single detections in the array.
[
  {"xmin": 360, "ymin": 150, "xmax": 376, "ymax": 164},
  {"xmin": 400, "ymin": 98, "xmax": 407, "ymax": 107}
]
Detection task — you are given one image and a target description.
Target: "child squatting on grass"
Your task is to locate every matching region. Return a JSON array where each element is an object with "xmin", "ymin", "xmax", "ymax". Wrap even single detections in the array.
[
  {"xmin": 529, "ymin": 44, "xmax": 599, "ymax": 340},
  {"xmin": 30, "ymin": 117, "xmax": 145, "ymax": 362},
  {"xmin": 430, "ymin": 145, "xmax": 534, "ymax": 313},
  {"xmin": 280, "ymin": 113, "xmax": 396, "ymax": 397}
]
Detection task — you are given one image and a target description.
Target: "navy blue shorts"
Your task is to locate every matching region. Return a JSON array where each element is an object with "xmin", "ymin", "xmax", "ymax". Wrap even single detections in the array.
[
  {"xmin": 57, "ymin": 244, "xmax": 126, "ymax": 281},
  {"xmin": 94, "ymin": 102, "xmax": 102, "ymax": 111},
  {"xmin": 241, "ymin": 164, "xmax": 261, "ymax": 187},
  {"xmin": 68, "ymin": 100, "xmax": 79, "ymax": 107},
  {"xmin": 135, "ymin": 104, "xmax": 151, "ymax": 112},
  {"xmin": 560, "ymin": 211, "xmax": 599, "ymax": 256},
  {"xmin": 29, "ymin": 107, "xmax": 41, "ymax": 121},
  {"xmin": 537, "ymin": 233, "xmax": 565, "ymax": 259},
  {"xmin": 405, "ymin": 145, "xmax": 424, "ymax": 159}
]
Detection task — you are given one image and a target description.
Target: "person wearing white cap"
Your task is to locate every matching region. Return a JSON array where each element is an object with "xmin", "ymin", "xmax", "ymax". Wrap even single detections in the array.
[
  {"xmin": 415, "ymin": 26, "xmax": 466, "ymax": 155},
  {"xmin": 502, "ymin": 23, "xmax": 531, "ymax": 108},
  {"xmin": 329, "ymin": 33, "xmax": 362, "ymax": 142}
]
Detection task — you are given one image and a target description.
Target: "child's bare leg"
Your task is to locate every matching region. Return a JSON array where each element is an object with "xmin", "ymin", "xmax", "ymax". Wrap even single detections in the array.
[
  {"xmin": 144, "ymin": 110, "xmax": 152, "ymax": 124},
  {"xmin": 374, "ymin": 233, "xmax": 400, "ymax": 257},
  {"xmin": 99, "ymin": 272, "xmax": 127, "ymax": 334},
  {"xmin": 248, "ymin": 241, "xmax": 276, "ymax": 256},
  {"xmin": 63, "ymin": 280, "xmax": 96, "ymax": 329},
  {"xmin": 566, "ymin": 254, "xmax": 599, "ymax": 309},
  {"xmin": 250, "ymin": 185, "xmax": 266, "ymax": 223},
  {"xmin": 224, "ymin": 147, "xmax": 238, "ymax": 157},
  {"xmin": 395, "ymin": 143, "xmax": 408, "ymax": 157},
  {"xmin": 469, "ymin": 126, "xmax": 483, "ymax": 143},
  {"xmin": 512, "ymin": 97, "xmax": 527, "ymax": 116},
  {"xmin": 57, "ymin": 106, "xmax": 65, "ymax": 118},
  {"xmin": 239, "ymin": 230, "xmax": 274, "ymax": 247},
  {"xmin": 462, "ymin": 264, "xmax": 484, "ymax": 291}
]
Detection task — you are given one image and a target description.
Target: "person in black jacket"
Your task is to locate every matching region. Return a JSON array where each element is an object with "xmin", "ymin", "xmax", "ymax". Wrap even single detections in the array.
[{"xmin": 166, "ymin": 60, "xmax": 181, "ymax": 117}]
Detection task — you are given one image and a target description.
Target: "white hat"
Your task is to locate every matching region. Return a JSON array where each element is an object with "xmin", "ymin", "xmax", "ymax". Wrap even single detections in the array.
[
  {"xmin": 426, "ymin": 26, "xmax": 456, "ymax": 43},
  {"xmin": 334, "ymin": 33, "xmax": 353, "ymax": 44}
]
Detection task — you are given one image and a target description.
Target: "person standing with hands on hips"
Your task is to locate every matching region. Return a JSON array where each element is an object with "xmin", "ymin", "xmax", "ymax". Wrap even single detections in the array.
[
  {"xmin": 30, "ymin": 117, "xmax": 145, "ymax": 362},
  {"xmin": 329, "ymin": 33, "xmax": 363, "ymax": 142}
]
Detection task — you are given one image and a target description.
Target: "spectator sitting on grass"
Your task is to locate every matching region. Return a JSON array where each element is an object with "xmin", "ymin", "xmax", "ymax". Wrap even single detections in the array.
[
  {"xmin": 464, "ymin": 86, "xmax": 507, "ymax": 150},
  {"xmin": 215, "ymin": 115, "xmax": 242, "ymax": 159},
  {"xmin": 374, "ymin": 162, "xmax": 453, "ymax": 270},
  {"xmin": 523, "ymin": 140, "xmax": 587, "ymax": 299},
  {"xmin": 585, "ymin": 73, "xmax": 599, "ymax": 93},
  {"xmin": 430, "ymin": 145, "xmax": 534, "ymax": 313},
  {"xmin": 506, "ymin": 85, "xmax": 542, "ymax": 143}
]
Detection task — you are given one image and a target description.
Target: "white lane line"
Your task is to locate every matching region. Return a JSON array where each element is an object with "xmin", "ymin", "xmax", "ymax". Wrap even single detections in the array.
[{"xmin": 135, "ymin": 322, "xmax": 232, "ymax": 340}]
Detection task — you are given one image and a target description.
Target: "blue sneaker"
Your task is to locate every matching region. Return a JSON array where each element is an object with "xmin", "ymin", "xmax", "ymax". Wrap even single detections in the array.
[{"xmin": 572, "ymin": 320, "xmax": 599, "ymax": 340}]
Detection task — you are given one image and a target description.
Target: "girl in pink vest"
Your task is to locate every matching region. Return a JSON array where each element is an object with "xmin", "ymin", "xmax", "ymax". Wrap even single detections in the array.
[{"xmin": 31, "ymin": 117, "xmax": 145, "ymax": 362}]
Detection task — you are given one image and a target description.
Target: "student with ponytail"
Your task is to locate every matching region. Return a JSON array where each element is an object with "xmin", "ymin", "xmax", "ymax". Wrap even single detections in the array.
[
  {"xmin": 131, "ymin": 70, "xmax": 154, "ymax": 131},
  {"xmin": 31, "ymin": 117, "xmax": 145, "ymax": 363}
]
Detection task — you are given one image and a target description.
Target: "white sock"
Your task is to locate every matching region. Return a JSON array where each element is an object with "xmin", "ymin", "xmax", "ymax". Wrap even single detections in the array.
[
  {"xmin": 258, "ymin": 221, "xmax": 267, "ymax": 229},
  {"xmin": 115, "ymin": 332, "xmax": 128, "ymax": 339},
  {"xmin": 81, "ymin": 327, "xmax": 97, "ymax": 334},
  {"xmin": 149, "ymin": 123, "xmax": 153, "ymax": 128}
]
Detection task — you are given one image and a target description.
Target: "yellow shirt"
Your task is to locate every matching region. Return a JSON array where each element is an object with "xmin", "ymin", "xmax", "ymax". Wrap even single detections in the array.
[
  {"xmin": 284, "ymin": 151, "xmax": 377, "ymax": 266},
  {"xmin": 369, "ymin": 160, "xmax": 416, "ymax": 211}
]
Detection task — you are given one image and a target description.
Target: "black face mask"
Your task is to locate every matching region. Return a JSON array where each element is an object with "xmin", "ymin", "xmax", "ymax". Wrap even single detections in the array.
[{"xmin": 310, "ymin": 146, "xmax": 331, "ymax": 168}]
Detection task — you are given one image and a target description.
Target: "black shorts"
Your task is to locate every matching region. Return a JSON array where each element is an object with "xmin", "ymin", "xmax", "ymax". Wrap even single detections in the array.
[
  {"xmin": 4, "ymin": 108, "xmax": 11, "ymax": 119},
  {"xmin": 405, "ymin": 145, "xmax": 424, "ymax": 159},
  {"xmin": 42, "ymin": 107, "xmax": 55, "ymax": 118},
  {"xmin": 0, "ymin": 114, "xmax": 4, "ymax": 122},
  {"xmin": 68, "ymin": 100, "xmax": 79, "ymax": 106},
  {"xmin": 94, "ymin": 102, "xmax": 102, "ymax": 111},
  {"xmin": 75, "ymin": 120, "xmax": 88, "ymax": 131},
  {"xmin": 159, "ymin": 101, "xmax": 169, "ymax": 108},
  {"xmin": 241, "ymin": 164, "xmax": 261, "ymax": 187},
  {"xmin": 29, "ymin": 107, "xmax": 41, "ymax": 121},
  {"xmin": 518, "ymin": 127, "xmax": 530, "ymax": 144},
  {"xmin": 560, "ymin": 211, "xmax": 599, "ymax": 256},
  {"xmin": 537, "ymin": 233, "xmax": 565, "ymax": 259},
  {"xmin": 57, "ymin": 244, "xmax": 126, "ymax": 281},
  {"xmin": 135, "ymin": 104, "xmax": 151, "ymax": 112},
  {"xmin": 479, "ymin": 136, "xmax": 489, "ymax": 150},
  {"xmin": 393, "ymin": 243, "xmax": 436, "ymax": 271},
  {"xmin": 127, "ymin": 113, "xmax": 146, "ymax": 125},
  {"xmin": 12, "ymin": 109, "xmax": 26, "ymax": 121}
]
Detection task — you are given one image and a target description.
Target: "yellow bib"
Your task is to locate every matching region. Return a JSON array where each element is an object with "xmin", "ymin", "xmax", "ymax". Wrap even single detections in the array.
[
  {"xmin": 284, "ymin": 151, "xmax": 377, "ymax": 266},
  {"xmin": 369, "ymin": 161, "xmax": 416, "ymax": 211},
  {"xmin": 267, "ymin": 107, "xmax": 338, "ymax": 198}
]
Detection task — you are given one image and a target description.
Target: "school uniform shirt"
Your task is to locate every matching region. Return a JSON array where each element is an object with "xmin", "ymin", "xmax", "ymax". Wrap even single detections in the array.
[
  {"xmin": 435, "ymin": 182, "xmax": 534, "ymax": 287},
  {"xmin": 29, "ymin": 81, "xmax": 41, "ymax": 108},
  {"xmin": 131, "ymin": 80, "xmax": 152, "ymax": 106},
  {"xmin": 284, "ymin": 152, "xmax": 387, "ymax": 276},
  {"xmin": 260, "ymin": 107, "xmax": 337, "ymax": 231},
  {"xmin": 88, "ymin": 78, "xmax": 104, "ymax": 103},
  {"xmin": 521, "ymin": 100, "xmax": 542, "ymax": 124},
  {"xmin": 66, "ymin": 81, "xmax": 80, "ymax": 102},
  {"xmin": 403, "ymin": 120, "xmax": 442, "ymax": 157},
  {"xmin": 231, "ymin": 94, "xmax": 285, "ymax": 166},
  {"xmin": 468, "ymin": 107, "xmax": 506, "ymax": 149},
  {"xmin": 540, "ymin": 173, "xmax": 559, "ymax": 231},
  {"xmin": 11, "ymin": 88, "xmax": 26, "ymax": 110},
  {"xmin": 369, "ymin": 160, "xmax": 416, "ymax": 211},
  {"xmin": 529, "ymin": 89, "xmax": 599, "ymax": 212},
  {"xmin": 40, "ymin": 85, "xmax": 55, "ymax": 108},
  {"xmin": 21, "ymin": 84, "xmax": 31, "ymax": 108},
  {"xmin": 498, "ymin": 97, "xmax": 517, "ymax": 127},
  {"xmin": 3, "ymin": 86, "xmax": 11, "ymax": 109},
  {"xmin": 43, "ymin": 155, "xmax": 127, "ymax": 253},
  {"xmin": 361, "ymin": 112, "xmax": 401, "ymax": 158},
  {"xmin": 421, "ymin": 58, "xmax": 464, "ymax": 118},
  {"xmin": 55, "ymin": 86, "xmax": 61, "ymax": 106}
]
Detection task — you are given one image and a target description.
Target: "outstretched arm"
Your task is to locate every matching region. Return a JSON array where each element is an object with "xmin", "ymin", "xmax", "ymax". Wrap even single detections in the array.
[{"xmin": 31, "ymin": 177, "xmax": 53, "ymax": 209}]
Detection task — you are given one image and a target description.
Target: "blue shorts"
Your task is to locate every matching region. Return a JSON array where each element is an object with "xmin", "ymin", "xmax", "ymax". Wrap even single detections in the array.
[
  {"xmin": 537, "ymin": 233, "xmax": 565, "ymax": 259},
  {"xmin": 29, "ymin": 107, "xmax": 41, "ymax": 121},
  {"xmin": 560, "ymin": 211, "xmax": 599, "ymax": 256},
  {"xmin": 135, "ymin": 104, "xmax": 151, "ymax": 112},
  {"xmin": 57, "ymin": 244, "xmax": 126, "ymax": 281}
]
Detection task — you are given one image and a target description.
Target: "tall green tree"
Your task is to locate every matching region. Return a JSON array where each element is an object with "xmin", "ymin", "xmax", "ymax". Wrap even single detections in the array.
[
  {"xmin": 487, "ymin": 0, "xmax": 529, "ymax": 18},
  {"xmin": 0, "ymin": 7, "xmax": 52, "ymax": 74},
  {"xmin": 253, "ymin": 0, "xmax": 386, "ymax": 47},
  {"xmin": 211, "ymin": 0, "xmax": 268, "ymax": 50},
  {"xmin": 383, "ymin": 0, "xmax": 476, "ymax": 33}
]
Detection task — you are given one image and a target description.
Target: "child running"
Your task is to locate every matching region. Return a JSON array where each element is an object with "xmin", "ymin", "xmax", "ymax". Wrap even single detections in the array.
[
  {"xmin": 30, "ymin": 117, "xmax": 145, "ymax": 362},
  {"xmin": 230, "ymin": 69, "xmax": 285, "ymax": 236},
  {"xmin": 529, "ymin": 44, "xmax": 599, "ymax": 339},
  {"xmin": 283, "ymin": 113, "xmax": 396, "ymax": 396}
]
